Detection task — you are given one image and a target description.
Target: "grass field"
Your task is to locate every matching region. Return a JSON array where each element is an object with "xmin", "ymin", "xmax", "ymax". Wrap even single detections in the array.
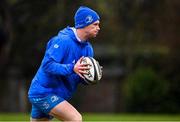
[{"xmin": 0, "ymin": 113, "xmax": 180, "ymax": 121}]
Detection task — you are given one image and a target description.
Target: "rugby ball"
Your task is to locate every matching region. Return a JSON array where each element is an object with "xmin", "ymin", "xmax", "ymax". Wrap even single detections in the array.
[{"xmin": 81, "ymin": 57, "xmax": 102, "ymax": 84}]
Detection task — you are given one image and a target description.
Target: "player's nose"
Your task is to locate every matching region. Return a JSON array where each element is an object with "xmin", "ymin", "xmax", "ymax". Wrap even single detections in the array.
[{"xmin": 97, "ymin": 25, "xmax": 100, "ymax": 31}]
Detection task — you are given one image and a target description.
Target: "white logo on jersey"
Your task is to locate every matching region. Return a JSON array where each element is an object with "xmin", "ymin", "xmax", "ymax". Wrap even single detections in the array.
[
  {"xmin": 54, "ymin": 44, "xmax": 59, "ymax": 48},
  {"xmin": 43, "ymin": 102, "xmax": 49, "ymax": 109},
  {"xmin": 51, "ymin": 95, "xmax": 59, "ymax": 103}
]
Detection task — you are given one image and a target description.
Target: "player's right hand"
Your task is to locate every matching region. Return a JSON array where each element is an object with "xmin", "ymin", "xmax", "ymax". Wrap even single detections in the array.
[{"xmin": 73, "ymin": 56, "xmax": 90, "ymax": 79}]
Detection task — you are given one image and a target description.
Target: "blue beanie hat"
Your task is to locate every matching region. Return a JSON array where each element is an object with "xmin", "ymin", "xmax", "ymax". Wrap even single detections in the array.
[{"xmin": 74, "ymin": 6, "xmax": 100, "ymax": 29}]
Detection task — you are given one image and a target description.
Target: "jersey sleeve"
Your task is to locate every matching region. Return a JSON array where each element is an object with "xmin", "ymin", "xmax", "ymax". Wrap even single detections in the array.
[{"xmin": 42, "ymin": 36, "xmax": 75, "ymax": 76}]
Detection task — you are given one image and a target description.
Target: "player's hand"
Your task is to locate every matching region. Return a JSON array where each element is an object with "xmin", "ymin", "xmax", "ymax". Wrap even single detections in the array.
[{"xmin": 74, "ymin": 56, "xmax": 90, "ymax": 79}]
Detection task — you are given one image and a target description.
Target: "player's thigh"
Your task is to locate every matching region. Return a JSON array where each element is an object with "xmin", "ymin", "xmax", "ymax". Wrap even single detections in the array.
[{"xmin": 49, "ymin": 100, "xmax": 82, "ymax": 121}]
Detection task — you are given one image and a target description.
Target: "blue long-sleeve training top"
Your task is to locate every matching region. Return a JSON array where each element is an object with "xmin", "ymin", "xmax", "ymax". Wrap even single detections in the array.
[{"xmin": 28, "ymin": 26, "xmax": 94, "ymax": 100}]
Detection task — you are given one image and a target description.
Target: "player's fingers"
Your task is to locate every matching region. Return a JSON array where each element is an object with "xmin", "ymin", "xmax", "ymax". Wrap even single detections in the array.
[
  {"xmin": 78, "ymin": 66, "xmax": 90, "ymax": 70},
  {"xmin": 81, "ymin": 63, "xmax": 91, "ymax": 67},
  {"xmin": 79, "ymin": 70, "xmax": 89, "ymax": 75}
]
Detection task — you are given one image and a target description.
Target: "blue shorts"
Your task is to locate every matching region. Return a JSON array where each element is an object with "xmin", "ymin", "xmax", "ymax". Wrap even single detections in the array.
[{"xmin": 28, "ymin": 94, "xmax": 65, "ymax": 119}]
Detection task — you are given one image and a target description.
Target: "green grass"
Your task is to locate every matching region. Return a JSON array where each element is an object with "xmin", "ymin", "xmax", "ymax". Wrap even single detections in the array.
[
  {"xmin": 84, "ymin": 113, "xmax": 180, "ymax": 121},
  {"xmin": 0, "ymin": 113, "xmax": 180, "ymax": 121}
]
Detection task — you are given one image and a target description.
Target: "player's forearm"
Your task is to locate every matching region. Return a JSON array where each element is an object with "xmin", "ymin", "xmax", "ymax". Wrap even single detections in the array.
[{"xmin": 42, "ymin": 59, "xmax": 74, "ymax": 76}]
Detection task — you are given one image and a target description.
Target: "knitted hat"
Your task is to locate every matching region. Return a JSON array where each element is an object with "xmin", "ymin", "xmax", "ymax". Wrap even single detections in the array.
[{"xmin": 74, "ymin": 6, "xmax": 100, "ymax": 29}]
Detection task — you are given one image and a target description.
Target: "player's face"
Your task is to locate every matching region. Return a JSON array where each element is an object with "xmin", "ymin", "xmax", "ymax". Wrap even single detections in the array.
[{"xmin": 84, "ymin": 20, "xmax": 100, "ymax": 38}]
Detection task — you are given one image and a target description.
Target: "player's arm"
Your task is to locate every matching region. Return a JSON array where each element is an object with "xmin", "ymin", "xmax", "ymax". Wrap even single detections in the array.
[{"xmin": 42, "ymin": 37, "xmax": 75, "ymax": 76}]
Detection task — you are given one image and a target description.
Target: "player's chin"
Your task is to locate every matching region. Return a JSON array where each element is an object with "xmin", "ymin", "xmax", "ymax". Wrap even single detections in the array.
[
  {"xmin": 93, "ymin": 33, "xmax": 98, "ymax": 37},
  {"xmin": 89, "ymin": 33, "xmax": 98, "ymax": 39},
  {"xmin": 93, "ymin": 35, "xmax": 97, "ymax": 38},
  {"xmin": 89, "ymin": 35, "xmax": 96, "ymax": 39}
]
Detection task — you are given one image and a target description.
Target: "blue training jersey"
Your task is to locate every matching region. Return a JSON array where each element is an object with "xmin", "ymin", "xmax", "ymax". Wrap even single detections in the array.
[{"xmin": 28, "ymin": 26, "xmax": 94, "ymax": 100}]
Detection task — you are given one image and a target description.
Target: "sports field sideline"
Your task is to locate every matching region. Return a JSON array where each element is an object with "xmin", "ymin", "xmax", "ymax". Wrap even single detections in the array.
[{"xmin": 0, "ymin": 113, "xmax": 180, "ymax": 121}]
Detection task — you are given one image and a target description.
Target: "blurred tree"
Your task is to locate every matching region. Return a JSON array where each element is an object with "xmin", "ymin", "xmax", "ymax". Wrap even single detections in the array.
[
  {"xmin": 119, "ymin": 0, "xmax": 180, "ymax": 113},
  {"xmin": 157, "ymin": 0, "xmax": 180, "ymax": 112},
  {"xmin": 0, "ymin": 0, "xmax": 13, "ymax": 76},
  {"xmin": 123, "ymin": 67, "xmax": 169, "ymax": 113}
]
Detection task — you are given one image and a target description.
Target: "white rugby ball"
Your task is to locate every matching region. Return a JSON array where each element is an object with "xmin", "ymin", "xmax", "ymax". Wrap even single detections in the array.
[{"xmin": 81, "ymin": 57, "xmax": 102, "ymax": 84}]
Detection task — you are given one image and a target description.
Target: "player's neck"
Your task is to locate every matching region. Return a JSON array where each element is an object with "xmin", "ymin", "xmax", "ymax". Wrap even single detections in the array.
[{"xmin": 76, "ymin": 29, "xmax": 88, "ymax": 41}]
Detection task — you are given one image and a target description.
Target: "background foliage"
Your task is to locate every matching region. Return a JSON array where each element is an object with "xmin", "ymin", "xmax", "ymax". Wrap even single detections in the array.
[{"xmin": 0, "ymin": 0, "xmax": 180, "ymax": 113}]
